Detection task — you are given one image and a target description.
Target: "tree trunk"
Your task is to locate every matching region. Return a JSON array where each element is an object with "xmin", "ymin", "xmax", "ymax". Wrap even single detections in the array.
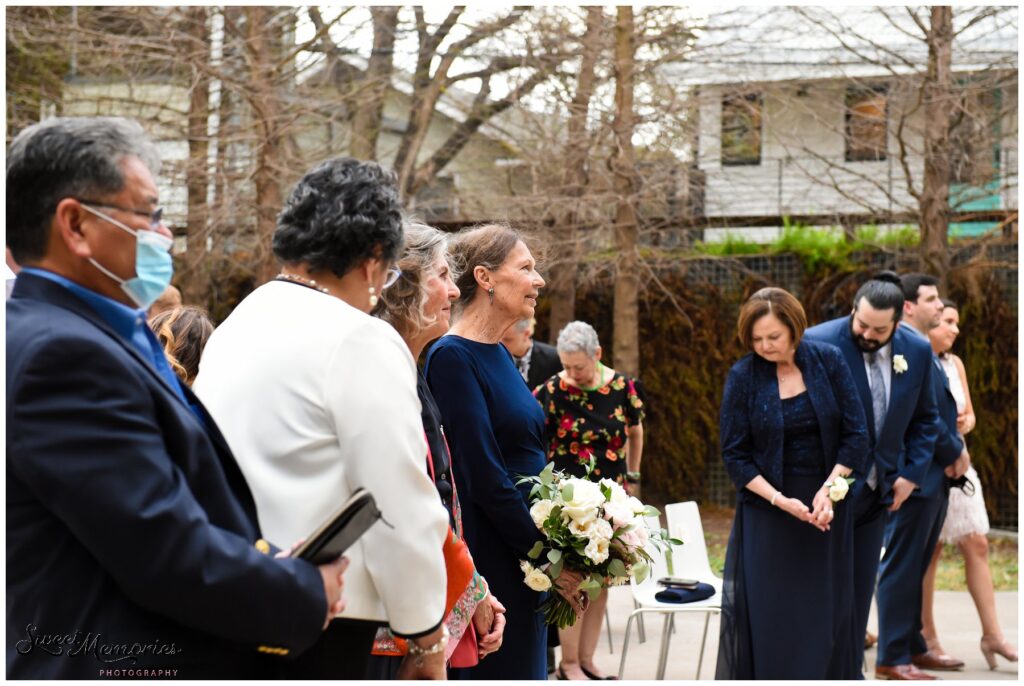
[
  {"xmin": 548, "ymin": 6, "xmax": 603, "ymax": 342},
  {"xmin": 919, "ymin": 6, "xmax": 954, "ymax": 277},
  {"xmin": 245, "ymin": 7, "xmax": 286, "ymax": 285},
  {"xmin": 611, "ymin": 6, "xmax": 640, "ymax": 377},
  {"xmin": 182, "ymin": 6, "xmax": 210, "ymax": 305},
  {"xmin": 349, "ymin": 7, "xmax": 398, "ymax": 160}
]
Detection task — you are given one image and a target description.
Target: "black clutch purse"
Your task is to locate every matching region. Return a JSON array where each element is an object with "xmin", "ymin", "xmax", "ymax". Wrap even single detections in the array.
[
  {"xmin": 949, "ymin": 474, "xmax": 976, "ymax": 496},
  {"xmin": 291, "ymin": 489, "xmax": 383, "ymax": 565}
]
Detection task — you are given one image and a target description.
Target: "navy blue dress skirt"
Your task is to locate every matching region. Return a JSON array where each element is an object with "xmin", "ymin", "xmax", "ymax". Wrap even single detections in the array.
[{"xmin": 717, "ymin": 391, "xmax": 857, "ymax": 680}]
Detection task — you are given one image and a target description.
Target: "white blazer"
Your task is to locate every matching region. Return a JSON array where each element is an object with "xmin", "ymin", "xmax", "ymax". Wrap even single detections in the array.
[{"xmin": 194, "ymin": 281, "xmax": 448, "ymax": 636}]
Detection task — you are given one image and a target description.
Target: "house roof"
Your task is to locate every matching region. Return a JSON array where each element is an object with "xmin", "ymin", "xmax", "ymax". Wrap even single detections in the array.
[{"xmin": 665, "ymin": 6, "xmax": 1018, "ymax": 87}]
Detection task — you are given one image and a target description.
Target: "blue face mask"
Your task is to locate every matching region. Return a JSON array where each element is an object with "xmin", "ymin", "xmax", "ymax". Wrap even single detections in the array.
[{"xmin": 82, "ymin": 205, "xmax": 174, "ymax": 310}]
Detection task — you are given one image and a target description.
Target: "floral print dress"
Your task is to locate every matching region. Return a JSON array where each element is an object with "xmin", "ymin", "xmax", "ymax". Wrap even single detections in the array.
[{"xmin": 533, "ymin": 372, "xmax": 645, "ymax": 483}]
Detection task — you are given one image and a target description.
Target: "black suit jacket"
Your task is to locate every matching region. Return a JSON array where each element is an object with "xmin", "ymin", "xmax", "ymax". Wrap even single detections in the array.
[
  {"xmin": 526, "ymin": 340, "xmax": 562, "ymax": 391},
  {"xmin": 6, "ymin": 273, "xmax": 326, "ymax": 679}
]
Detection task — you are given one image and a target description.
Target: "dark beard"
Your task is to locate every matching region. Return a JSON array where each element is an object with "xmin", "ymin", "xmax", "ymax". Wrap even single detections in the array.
[{"xmin": 849, "ymin": 318, "xmax": 894, "ymax": 353}]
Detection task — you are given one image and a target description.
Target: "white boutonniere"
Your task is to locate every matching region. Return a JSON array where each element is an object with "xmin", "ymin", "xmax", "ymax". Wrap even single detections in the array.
[
  {"xmin": 824, "ymin": 475, "xmax": 856, "ymax": 502},
  {"xmin": 892, "ymin": 354, "xmax": 908, "ymax": 374}
]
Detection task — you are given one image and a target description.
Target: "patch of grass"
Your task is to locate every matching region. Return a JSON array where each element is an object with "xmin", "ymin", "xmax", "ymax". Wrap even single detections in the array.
[{"xmin": 936, "ymin": 537, "xmax": 1019, "ymax": 591}]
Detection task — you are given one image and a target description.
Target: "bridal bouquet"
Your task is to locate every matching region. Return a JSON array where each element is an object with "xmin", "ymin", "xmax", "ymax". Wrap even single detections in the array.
[{"xmin": 517, "ymin": 461, "xmax": 679, "ymax": 628}]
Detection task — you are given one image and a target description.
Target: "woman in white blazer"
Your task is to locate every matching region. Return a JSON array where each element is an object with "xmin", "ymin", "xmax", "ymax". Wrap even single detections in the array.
[{"xmin": 194, "ymin": 158, "xmax": 449, "ymax": 680}]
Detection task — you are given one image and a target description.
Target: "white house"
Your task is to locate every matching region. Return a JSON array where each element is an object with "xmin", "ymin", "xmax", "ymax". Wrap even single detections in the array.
[{"xmin": 665, "ymin": 7, "xmax": 1018, "ymax": 240}]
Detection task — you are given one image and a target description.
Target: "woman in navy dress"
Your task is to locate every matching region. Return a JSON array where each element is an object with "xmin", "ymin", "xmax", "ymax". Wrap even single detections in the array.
[
  {"xmin": 715, "ymin": 287, "xmax": 869, "ymax": 680},
  {"xmin": 426, "ymin": 224, "xmax": 587, "ymax": 681}
]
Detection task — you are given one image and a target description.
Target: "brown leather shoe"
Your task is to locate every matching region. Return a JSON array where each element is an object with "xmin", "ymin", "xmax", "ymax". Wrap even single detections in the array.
[
  {"xmin": 875, "ymin": 663, "xmax": 939, "ymax": 680},
  {"xmin": 912, "ymin": 650, "xmax": 965, "ymax": 671}
]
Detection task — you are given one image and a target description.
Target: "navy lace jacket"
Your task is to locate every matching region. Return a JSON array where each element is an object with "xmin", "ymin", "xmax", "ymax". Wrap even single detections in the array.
[{"xmin": 719, "ymin": 338, "xmax": 870, "ymax": 492}]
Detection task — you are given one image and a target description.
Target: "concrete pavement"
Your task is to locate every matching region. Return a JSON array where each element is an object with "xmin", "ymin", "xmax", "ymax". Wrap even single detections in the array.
[{"xmin": 551, "ymin": 588, "xmax": 1018, "ymax": 680}]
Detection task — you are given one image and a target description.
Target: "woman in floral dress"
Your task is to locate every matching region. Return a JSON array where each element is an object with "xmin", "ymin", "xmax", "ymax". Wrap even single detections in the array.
[{"xmin": 533, "ymin": 321, "xmax": 645, "ymax": 680}]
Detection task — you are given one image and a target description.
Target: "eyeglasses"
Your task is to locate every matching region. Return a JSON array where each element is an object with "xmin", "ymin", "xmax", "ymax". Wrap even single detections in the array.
[
  {"xmin": 382, "ymin": 266, "xmax": 402, "ymax": 289},
  {"xmin": 75, "ymin": 199, "xmax": 164, "ymax": 230}
]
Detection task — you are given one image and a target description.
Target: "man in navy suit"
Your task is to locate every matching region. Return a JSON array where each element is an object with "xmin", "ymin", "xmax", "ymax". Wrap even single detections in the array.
[
  {"xmin": 804, "ymin": 272, "xmax": 941, "ymax": 680},
  {"xmin": 873, "ymin": 274, "xmax": 970, "ymax": 677},
  {"xmin": 6, "ymin": 117, "xmax": 346, "ymax": 678}
]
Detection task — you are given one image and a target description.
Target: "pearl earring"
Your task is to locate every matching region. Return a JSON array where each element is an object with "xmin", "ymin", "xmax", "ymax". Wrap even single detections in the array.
[{"xmin": 369, "ymin": 286, "xmax": 378, "ymax": 308}]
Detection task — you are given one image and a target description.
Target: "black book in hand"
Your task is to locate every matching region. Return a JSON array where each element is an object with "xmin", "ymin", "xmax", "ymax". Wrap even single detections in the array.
[{"xmin": 291, "ymin": 489, "xmax": 383, "ymax": 565}]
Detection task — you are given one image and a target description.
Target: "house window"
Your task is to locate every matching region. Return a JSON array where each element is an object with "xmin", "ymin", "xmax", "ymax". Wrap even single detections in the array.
[
  {"xmin": 721, "ymin": 93, "xmax": 762, "ymax": 166},
  {"xmin": 845, "ymin": 87, "xmax": 888, "ymax": 162}
]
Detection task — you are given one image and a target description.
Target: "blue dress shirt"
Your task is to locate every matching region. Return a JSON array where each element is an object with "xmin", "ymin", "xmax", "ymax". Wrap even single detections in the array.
[{"xmin": 19, "ymin": 268, "xmax": 193, "ymax": 412}]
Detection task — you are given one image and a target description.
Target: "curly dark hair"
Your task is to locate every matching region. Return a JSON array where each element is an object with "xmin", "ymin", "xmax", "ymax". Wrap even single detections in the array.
[{"xmin": 272, "ymin": 157, "xmax": 404, "ymax": 276}]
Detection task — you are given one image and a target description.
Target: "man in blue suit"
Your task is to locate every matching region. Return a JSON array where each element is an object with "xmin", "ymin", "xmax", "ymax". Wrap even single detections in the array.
[
  {"xmin": 7, "ymin": 117, "xmax": 347, "ymax": 678},
  {"xmin": 874, "ymin": 274, "xmax": 971, "ymax": 677},
  {"xmin": 805, "ymin": 272, "xmax": 941, "ymax": 680}
]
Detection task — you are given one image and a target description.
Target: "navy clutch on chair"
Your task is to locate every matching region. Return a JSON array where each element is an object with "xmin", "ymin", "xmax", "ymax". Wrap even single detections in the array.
[{"xmin": 655, "ymin": 583, "xmax": 716, "ymax": 604}]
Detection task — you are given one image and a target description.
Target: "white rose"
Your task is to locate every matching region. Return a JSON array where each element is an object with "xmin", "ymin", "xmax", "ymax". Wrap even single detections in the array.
[
  {"xmin": 584, "ymin": 537, "xmax": 610, "ymax": 564},
  {"xmin": 530, "ymin": 499, "xmax": 554, "ymax": 529},
  {"xmin": 589, "ymin": 517, "xmax": 614, "ymax": 544},
  {"xmin": 520, "ymin": 560, "xmax": 535, "ymax": 575},
  {"xmin": 569, "ymin": 518, "xmax": 595, "ymax": 538},
  {"xmin": 524, "ymin": 568, "xmax": 552, "ymax": 592},
  {"xmin": 828, "ymin": 477, "xmax": 850, "ymax": 502},
  {"xmin": 561, "ymin": 479, "xmax": 605, "ymax": 526},
  {"xmin": 893, "ymin": 354, "xmax": 908, "ymax": 374},
  {"xmin": 627, "ymin": 496, "xmax": 646, "ymax": 515}
]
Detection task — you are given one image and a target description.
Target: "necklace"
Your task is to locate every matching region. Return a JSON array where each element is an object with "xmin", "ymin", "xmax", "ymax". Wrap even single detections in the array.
[{"xmin": 276, "ymin": 272, "xmax": 330, "ymax": 295}]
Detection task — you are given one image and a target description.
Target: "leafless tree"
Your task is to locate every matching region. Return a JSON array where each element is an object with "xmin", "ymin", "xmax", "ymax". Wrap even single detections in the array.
[{"xmin": 611, "ymin": 6, "xmax": 641, "ymax": 377}]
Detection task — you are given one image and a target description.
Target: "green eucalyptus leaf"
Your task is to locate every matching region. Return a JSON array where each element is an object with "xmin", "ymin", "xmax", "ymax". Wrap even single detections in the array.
[
  {"xmin": 539, "ymin": 462, "xmax": 555, "ymax": 485},
  {"xmin": 608, "ymin": 558, "xmax": 627, "ymax": 577},
  {"xmin": 550, "ymin": 558, "xmax": 564, "ymax": 579},
  {"xmin": 561, "ymin": 483, "xmax": 574, "ymax": 502},
  {"xmin": 527, "ymin": 541, "xmax": 544, "ymax": 559},
  {"xmin": 547, "ymin": 549, "xmax": 562, "ymax": 564}
]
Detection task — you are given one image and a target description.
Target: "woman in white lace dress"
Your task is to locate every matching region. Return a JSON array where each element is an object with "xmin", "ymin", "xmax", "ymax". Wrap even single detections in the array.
[{"xmin": 921, "ymin": 299, "xmax": 1017, "ymax": 670}]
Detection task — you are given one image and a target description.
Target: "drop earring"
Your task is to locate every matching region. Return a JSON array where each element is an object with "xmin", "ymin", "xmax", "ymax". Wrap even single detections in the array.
[
  {"xmin": 369, "ymin": 286, "xmax": 378, "ymax": 308},
  {"xmin": 487, "ymin": 287, "xmax": 495, "ymax": 305}
]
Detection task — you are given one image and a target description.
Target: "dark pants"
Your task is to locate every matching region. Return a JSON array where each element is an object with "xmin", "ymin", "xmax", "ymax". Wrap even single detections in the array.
[
  {"xmin": 276, "ymin": 618, "xmax": 380, "ymax": 680},
  {"xmin": 877, "ymin": 487, "xmax": 950, "ymax": 666},
  {"xmin": 849, "ymin": 481, "xmax": 889, "ymax": 678}
]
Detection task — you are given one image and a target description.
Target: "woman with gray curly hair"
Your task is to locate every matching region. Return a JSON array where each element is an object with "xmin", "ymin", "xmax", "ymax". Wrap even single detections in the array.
[
  {"xmin": 368, "ymin": 223, "xmax": 507, "ymax": 675},
  {"xmin": 534, "ymin": 320, "xmax": 645, "ymax": 680}
]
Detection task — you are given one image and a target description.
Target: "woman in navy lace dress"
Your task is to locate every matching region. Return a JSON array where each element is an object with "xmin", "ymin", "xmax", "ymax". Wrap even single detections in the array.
[{"xmin": 715, "ymin": 287, "xmax": 869, "ymax": 680}]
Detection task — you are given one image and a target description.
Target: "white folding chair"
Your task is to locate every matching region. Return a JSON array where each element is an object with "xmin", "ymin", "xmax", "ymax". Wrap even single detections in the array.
[{"xmin": 617, "ymin": 502, "xmax": 722, "ymax": 680}]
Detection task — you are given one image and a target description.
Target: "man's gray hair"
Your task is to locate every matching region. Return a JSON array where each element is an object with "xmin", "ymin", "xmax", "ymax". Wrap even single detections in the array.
[
  {"xmin": 6, "ymin": 117, "xmax": 161, "ymax": 262},
  {"xmin": 556, "ymin": 320, "xmax": 600, "ymax": 357}
]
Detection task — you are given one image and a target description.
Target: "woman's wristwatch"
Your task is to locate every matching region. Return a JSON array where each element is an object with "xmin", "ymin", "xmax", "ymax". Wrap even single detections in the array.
[{"xmin": 625, "ymin": 471, "xmax": 641, "ymax": 484}]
